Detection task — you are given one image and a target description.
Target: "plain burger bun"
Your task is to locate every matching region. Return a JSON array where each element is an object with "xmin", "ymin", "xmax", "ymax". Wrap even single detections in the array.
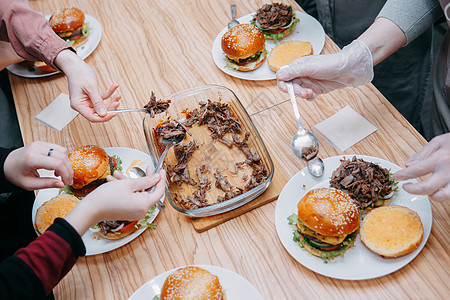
[
  {"xmin": 35, "ymin": 194, "xmax": 79, "ymax": 234},
  {"xmin": 69, "ymin": 145, "xmax": 111, "ymax": 189},
  {"xmin": 268, "ymin": 40, "xmax": 313, "ymax": 72},
  {"xmin": 298, "ymin": 188, "xmax": 360, "ymax": 237},
  {"xmin": 49, "ymin": 7, "xmax": 85, "ymax": 34},
  {"xmin": 360, "ymin": 205, "xmax": 424, "ymax": 257},
  {"xmin": 222, "ymin": 24, "xmax": 267, "ymax": 72},
  {"xmin": 160, "ymin": 266, "xmax": 223, "ymax": 300},
  {"xmin": 97, "ymin": 223, "xmax": 138, "ymax": 240}
]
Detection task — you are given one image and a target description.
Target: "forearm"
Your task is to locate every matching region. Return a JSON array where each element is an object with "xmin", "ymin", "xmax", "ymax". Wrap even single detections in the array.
[
  {"xmin": 0, "ymin": 219, "xmax": 85, "ymax": 298},
  {"xmin": 54, "ymin": 49, "xmax": 82, "ymax": 76},
  {"xmin": 358, "ymin": 17, "xmax": 406, "ymax": 66},
  {"xmin": 64, "ymin": 198, "xmax": 99, "ymax": 236}
]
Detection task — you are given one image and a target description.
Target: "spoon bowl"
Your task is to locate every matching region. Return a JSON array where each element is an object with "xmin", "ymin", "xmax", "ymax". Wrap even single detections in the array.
[
  {"xmin": 227, "ymin": 4, "xmax": 240, "ymax": 29},
  {"xmin": 129, "ymin": 132, "xmax": 186, "ymax": 211},
  {"xmin": 286, "ymin": 81, "xmax": 324, "ymax": 178}
]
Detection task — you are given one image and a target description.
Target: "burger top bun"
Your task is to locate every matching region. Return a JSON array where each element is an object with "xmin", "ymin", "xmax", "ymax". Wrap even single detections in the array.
[
  {"xmin": 360, "ymin": 205, "xmax": 424, "ymax": 257},
  {"xmin": 222, "ymin": 24, "xmax": 265, "ymax": 59},
  {"xmin": 69, "ymin": 145, "xmax": 110, "ymax": 189},
  {"xmin": 35, "ymin": 194, "xmax": 80, "ymax": 234},
  {"xmin": 297, "ymin": 188, "xmax": 360, "ymax": 237},
  {"xmin": 160, "ymin": 266, "xmax": 223, "ymax": 300},
  {"xmin": 268, "ymin": 40, "xmax": 313, "ymax": 72},
  {"xmin": 49, "ymin": 7, "xmax": 85, "ymax": 33}
]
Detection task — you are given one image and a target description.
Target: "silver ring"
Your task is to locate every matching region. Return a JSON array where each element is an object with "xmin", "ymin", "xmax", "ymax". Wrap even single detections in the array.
[{"xmin": 47, "ymin": 148, "xmax": 54, "ymax": 157}]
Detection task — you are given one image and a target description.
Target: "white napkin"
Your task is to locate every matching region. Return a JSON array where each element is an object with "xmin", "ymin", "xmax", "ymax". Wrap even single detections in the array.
[
  {"xmin": 34, "ymin": 93, "xmax": 78, "ymax": 131},
  {"xmin": 314, "ymin": 105, "xmax": 378, "ymax": 152}
]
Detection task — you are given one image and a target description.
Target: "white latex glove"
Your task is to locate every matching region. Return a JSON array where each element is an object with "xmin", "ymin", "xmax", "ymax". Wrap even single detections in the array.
[
  {"xmin": 277, "ymin": 39, "xmax": 374, "ymax": 100},
  {"xmin": 393, "ymin": 133, "xmax": 450, "ymax": 202},
  {"xmin": 4, "ymin": 141, "xmax": 73, "ymax": 190}
]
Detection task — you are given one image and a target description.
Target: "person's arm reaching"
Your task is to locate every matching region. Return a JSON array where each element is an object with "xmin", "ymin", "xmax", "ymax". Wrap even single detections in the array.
[{"xmin": 393, "ymin": 133, "xmax": 450, "ymax": 202}]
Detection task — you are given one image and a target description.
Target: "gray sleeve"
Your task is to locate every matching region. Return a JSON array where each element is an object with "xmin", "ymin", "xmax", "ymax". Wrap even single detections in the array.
[{"xmin": 377, "ymin": 0, "xmax": 443, "ymax": 44}]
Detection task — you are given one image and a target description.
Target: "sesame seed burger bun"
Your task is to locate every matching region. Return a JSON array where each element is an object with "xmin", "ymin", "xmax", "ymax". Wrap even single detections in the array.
[
  {"xmin": 35, "ymin": 194, "xmax": 79, "ymax": 235},
  {"xmin": 69, "ymin": 145, "xmax": 111, "ymax": 190},
  {"xmin": 222, "ymin": 24, "xmax": 265, "ymax": 59},
  {"xmin": 161, "ymin": 266, "xmax": 224, "ymax": 300},
  {"xmin": 298, "ymin": 188, "xmax": 360, "ymax": 237},
  {"xmin": 49, "ymin": 7, "xmax": 85, "ymax": 34}
]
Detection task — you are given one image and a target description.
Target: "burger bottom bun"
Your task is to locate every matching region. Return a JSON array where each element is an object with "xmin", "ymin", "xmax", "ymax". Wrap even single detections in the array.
[
  {"xmin": 265, "ymin": 21, "xmax": 297, "ymax": 40},
  {"xmin": 98, "ymin": 223, "xmax": 138, "ymax": 240},
  {"xmin": 268, "ymin": 40, "xmax": 313, "ymax": 72},
  {"xmin": 34, "ymin": 61, "xmax": 58, "ymax": 73},
  {"xmin": 71, "ymin": 32, "xmax": 89, "ymax": 49},
  {"xmin": 226, "ymin": 50, "xmax": 267, "ymax": 72},
  {"xmin": 35, "ymin": 194, "xmax": 79, "ymax": 234},
  {"xmin": 361, "ymin": 197, "xmax": 393, "ymax": 215},
  {"xmin": 299, "ymin": 234, "xmax": 355, "ymax": 259},
  {"xmin": 360, "ymin": 205, "xmax": 424, "ymax": 258},
  {"xmin": 161, "ymin": 266, "xmax": 223, "ymax": 300}
]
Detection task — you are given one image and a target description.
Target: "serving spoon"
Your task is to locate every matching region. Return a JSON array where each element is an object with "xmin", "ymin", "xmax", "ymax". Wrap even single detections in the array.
[
  {"xmin": 227, "ymin": 4, "xmax": 239, "ymax": 29},
  {"xmin": 286, "ymin": 81, "xmax": 324, "ymax": 177},
  {"xmin": 129, "ymin": 132, "xmax": 186, "ymax": 211}
]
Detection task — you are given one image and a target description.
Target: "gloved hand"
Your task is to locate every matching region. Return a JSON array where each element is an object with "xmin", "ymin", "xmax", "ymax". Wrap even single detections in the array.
[
  {"xmin": 393, "ymin": 133, "xmax": 450, "ymax": 202},
  {"xmin": 277, "ymin": 39, "xmax": 374, "ymax": 100}
]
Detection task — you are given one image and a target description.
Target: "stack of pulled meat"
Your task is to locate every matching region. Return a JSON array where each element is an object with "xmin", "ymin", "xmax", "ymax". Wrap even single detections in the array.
[
  {"xmin": 144, "ymin": 91, "xmax": 171, "ymax": 118},
  {"xmin": 254, "ymin": 3, "xmax": 293, "ymax": 29},
  {"xmin": 330, "ymin": 156, "xmax": 396, "ymax": 209},
  {"xmin": 155, "ymin": 100, "xmax": 268, "ymax": 210}
]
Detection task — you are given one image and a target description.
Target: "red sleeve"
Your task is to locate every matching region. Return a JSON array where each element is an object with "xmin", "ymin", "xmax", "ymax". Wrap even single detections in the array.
[
  {"xmin": 0, "ymin": 0, "xmax": 75, "ymax": 69},
  {"xmin": 0, "ymin": 218, "xmax": 86, "ymax": 298}
]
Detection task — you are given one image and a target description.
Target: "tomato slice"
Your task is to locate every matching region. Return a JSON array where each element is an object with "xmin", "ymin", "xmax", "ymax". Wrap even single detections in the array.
[
  {"xmin": 267, "ymin": 28, "xmax": 285, "ymax": 34},
  {"xmin": 119, "ymin": 220, "xmax": 138, "ymax": 233},
  {"xmin": 110, "ymin": 156, "xmax": 118, "ymax": 168}
]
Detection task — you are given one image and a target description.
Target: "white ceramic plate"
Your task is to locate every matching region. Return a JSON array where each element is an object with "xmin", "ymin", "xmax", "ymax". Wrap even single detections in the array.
[
  {"xmin": 7, "ymin": 14, "xmax": 102, "ymax": 78},
  {"xmin": 32, "ymin": 147, "xmax": 164, "ymax": 256},
  {"xmin": 275, "ymin": 155, "xmax": 432, "ymax": 280},
  {"xmin": 212, "ymin": 10, "xmax": 325, "ymax": 81},
  {"xmin": 128, "ymin": 265, "xmax": 263, "ymax": 300}
]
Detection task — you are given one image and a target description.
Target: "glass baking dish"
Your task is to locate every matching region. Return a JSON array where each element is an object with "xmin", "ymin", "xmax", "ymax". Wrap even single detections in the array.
[{"xmin": 143, "ymin": 85, "xmax": 274, "ymax": 217}]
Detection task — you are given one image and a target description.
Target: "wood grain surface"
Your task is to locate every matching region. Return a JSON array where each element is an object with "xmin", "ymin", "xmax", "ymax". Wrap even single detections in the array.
[{"xmin": 8, "ymin": 0, "xmax": 449, "ymax": 299}]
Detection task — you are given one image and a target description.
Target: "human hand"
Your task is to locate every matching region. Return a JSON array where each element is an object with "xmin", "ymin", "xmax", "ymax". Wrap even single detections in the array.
[
  {"xmin": 276, "ymin": 40, "xmax": 374, "ymax": 100},
  {"xmin": 54, "ymin": 50, "xmax": 121, "ymax": 122},
  {"xmin": 3, "ymin": 141, "xmax": 73, "ymax": 190},
  {"xmin": 65, "ymin": 166, "xmax": 166, "ymax": 235},
  {"xmin": 393, "ymin": 133, "xmax": 450, "ymax": 201}
]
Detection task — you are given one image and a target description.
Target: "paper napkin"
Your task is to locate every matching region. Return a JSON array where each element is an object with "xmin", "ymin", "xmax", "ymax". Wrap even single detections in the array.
[
  {"xmin": 34, "ymin": 93, "xmax": 78, "ymax": 131},
  {"xmin": 314, "ymin": 106, "xmax": 378, "ymax": 152}
]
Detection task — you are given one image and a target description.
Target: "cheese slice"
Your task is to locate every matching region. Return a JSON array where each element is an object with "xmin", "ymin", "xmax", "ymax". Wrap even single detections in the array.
[{"xmin": 297, "ymin": 222, "xmax": 346, "ymax": 245}]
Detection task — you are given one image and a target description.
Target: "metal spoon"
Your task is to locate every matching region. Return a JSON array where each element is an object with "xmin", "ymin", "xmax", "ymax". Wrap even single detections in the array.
[
  {"xmin": 227, "ymin": 4, "xmax": 239, "ymax": 29},
  {"xmin": 286, "ymin": 82, "xmax": 324, "ymax": 177},
  {"xmin": 129, "ymin": 132, "xmax": 186, "ymax": 210}
]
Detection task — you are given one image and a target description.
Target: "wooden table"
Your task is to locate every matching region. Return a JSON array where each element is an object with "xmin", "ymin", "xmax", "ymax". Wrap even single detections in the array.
[{"xmin": 9, "ymin": 0, "xmax": 448, "ymax": 299}]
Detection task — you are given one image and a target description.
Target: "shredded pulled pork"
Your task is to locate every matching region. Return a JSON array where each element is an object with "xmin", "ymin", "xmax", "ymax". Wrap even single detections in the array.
[
  {"xmin": 254, "ymin": 3, "xmax": 294, "ymax": 29},
  {"xmin": 184, "ymin": 100, "xmax": 242, "ymax": 140},
  {"xmin": 98, "ymin": 220, "xmax": 130, "ymax": 235},
  {"xmin": 156, "ymin": 100, "xmax": 268, "ymax": 210},
  {"xmin": 329, "ymin": 156, "xmax": 396, "ymax": 209},
  {"xmin": 144, "ymin": 91, "xmax": 171, "ymax": 117}
]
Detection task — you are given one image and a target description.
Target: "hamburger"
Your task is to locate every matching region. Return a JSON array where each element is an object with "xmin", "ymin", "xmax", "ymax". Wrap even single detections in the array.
[
  {"xmin": 288, "ymin": 188, "xmax": 360, "ymax": 261},
  {"xmin": 251, "ymin": 3, "xmax": 299, "ymax": 42},
  {"xmin": 35, "ymin": 194, "xmax": 80, "ymax": 234},
  {"xmin": 360, "ymin": 205, "xmax": 423, "ymax": 258},
  {"xmin": 267, "ymin": 40, "xmax": 313, "ymax": 72},
  {"xmin": 160, "ymin": 266, "xmax": 224, "ymax": 300},
  {"xmin": 221, "ymin": 24, "xmax": 267, "ymax": 72},
  {"xmin": 49, "ymin": 7, "xmax": 90, "ymax": 48},
  {"xmin": 66, "ymin": 145, "xmax": 120, "ymax": 198},
  {"xmin": 34, "ymin": 7, "xmax": 91, "ymax": 72}
]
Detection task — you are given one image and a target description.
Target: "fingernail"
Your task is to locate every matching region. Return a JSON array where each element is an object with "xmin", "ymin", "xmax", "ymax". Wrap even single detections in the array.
[{"xmin": 98, "ymin": 107, "xmax": 106, "ymax": 115}]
